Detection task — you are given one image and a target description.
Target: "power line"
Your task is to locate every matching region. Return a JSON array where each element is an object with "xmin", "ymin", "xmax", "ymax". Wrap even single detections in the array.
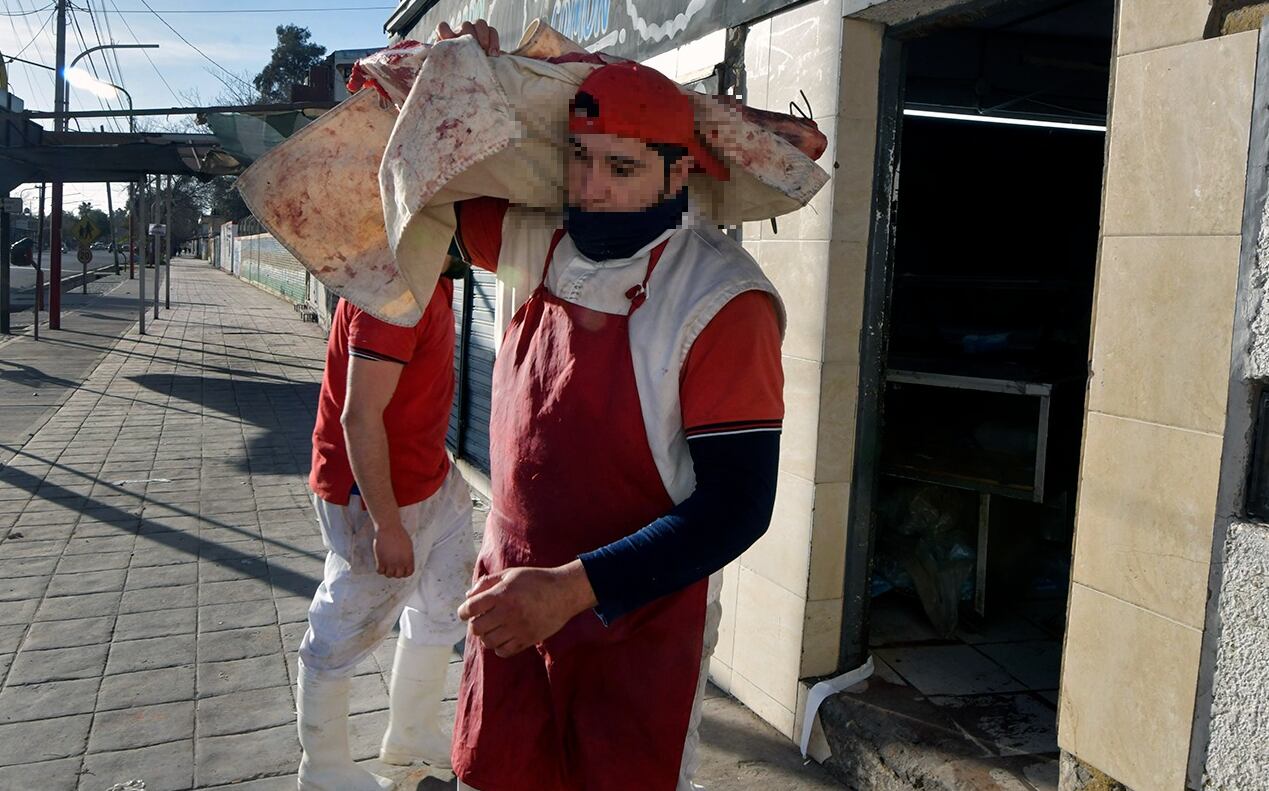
[
  {"xmin": 79, "ymin": 2, "xmax": 127, "ymax": 132},
  {"xmin": 132, "ymin": 0, "xmax": 257, "ymax": 93},
  {"xmin": 9, "ymin": 5, "xmax": 55, "ymax": 59},
  {"xmin": 103, "ymin": 0, "xmax": 181, "ymax": 103},
  {"xmin": 68, "ymin": 5, "xmax": 124, "ymax": 132},
  {"xmin": 0, "ymin": 4, "xmax": 54, "ymax": 16},
  {"xmin": 4, "ymin": 1, "xmax": 46, "ymax": 105},
  {"xmin": 103, "ymin": 5, "xmax": 393, "ymax": 13},
  {"xmin": 92, "ymin": 0, "xmax": 128, "ymax": 101}
]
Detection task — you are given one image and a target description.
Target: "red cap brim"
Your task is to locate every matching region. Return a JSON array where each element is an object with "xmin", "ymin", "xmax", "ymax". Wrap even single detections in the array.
[{"xmin": 687, "ymin": 139, "xmax": 729, "ymax": 181}]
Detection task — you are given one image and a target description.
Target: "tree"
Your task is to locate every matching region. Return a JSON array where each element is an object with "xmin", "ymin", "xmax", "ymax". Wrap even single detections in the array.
[{"xmin": 253, "ymin": 25, "xmax": 326, "ymax": 103}]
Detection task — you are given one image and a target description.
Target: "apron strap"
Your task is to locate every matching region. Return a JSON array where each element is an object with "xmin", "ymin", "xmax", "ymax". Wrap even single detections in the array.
[
  {"xmin": 538, "ymin": 229, "xmax": 568, "ymax": 288},
  {"xmin": 625, "ymin": 239, "xmax": 670, "ymax": 315}
]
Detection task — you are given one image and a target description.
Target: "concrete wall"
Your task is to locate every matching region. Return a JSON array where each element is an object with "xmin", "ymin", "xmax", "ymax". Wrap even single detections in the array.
[
  {"xmin": 1203, "ymin": 523, "xmax": 1269, "ymax": 789},
  {"xmin": 1057, "ymin": 2, "xmax": 1258, "ymax": 790}
]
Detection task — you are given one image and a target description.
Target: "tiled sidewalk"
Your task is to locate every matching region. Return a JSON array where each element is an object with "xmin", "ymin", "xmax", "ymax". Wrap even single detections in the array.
[{"xmin": 0, "ymin": 259, "xmax": 840, "ymax": 791}]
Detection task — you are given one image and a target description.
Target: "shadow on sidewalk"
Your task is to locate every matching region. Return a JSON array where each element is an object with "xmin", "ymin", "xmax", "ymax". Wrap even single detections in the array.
[
  {"xmin": 0, "ymin": 447, "xmax": 320, "ymax": 596},
  {"xmin": 128, "ymin": 373, "xmax": 319, "ymax": 477}
]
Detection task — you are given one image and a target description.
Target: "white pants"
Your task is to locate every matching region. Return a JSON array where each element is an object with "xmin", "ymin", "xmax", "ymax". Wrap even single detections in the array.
[
  {"xmin": 458, "ymin": 572, "xmax": 723, "ymax": 791},
  {"xmin": 298, "ymin": 465, "xmax": 476, "ymax": 680}
]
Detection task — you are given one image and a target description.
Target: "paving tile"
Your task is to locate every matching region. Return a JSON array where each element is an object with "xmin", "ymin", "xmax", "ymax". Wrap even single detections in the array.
[
  {"xmin": 79, "ymin": 739, "xmax": 193, "ymax": 791},
  {"xmin": 198, "ymin": 577, "xmax": 275, "ymax": 606},
  {"xmin": 0, "ymin": 677, "xmax": 102, "ymax": 724},
  {"xmin": 106, "ymin": 634, "xmax": 196, "ymax": 675},
  {"xmin": 128, "ymin": 543, "xmax": 200, "ymax": 568},
  {"xmin": 198, "ymin": 653, "xmax": 290, "ymax": 698},
  {"xmin": 279, "ymin": 621, "xmax": 309, "ymax": 652},
  {"xmin": 45, "ymin": 568, "xmax": 128, "ymax": 598},
  {"xmin": 97, "ymin": 665, "xmax": 196, "ymax": 711},
  {"xmin": 124, "ymin": 563, "xmax": 198, "ymax": 590},
  {"xmin": 55, "ymin": 550, "xmax": 132, "ymax": 574},
  {"xmin": 275, "ymin": 595, "xmax": 313, "ymax": 624},
  {"xmin": 200, "ymin": 599, "xmax": 279, "ymax": 632},
  {"xmin": 113, "ymin": 607, "xmax": 197, "ymax": 642},
  {"xmin": 0, "ymin": 538, "xmax": 67, "ymax": 560},
  {"xmin": 350, "ymin": 672, "xmax": 390, "ymax": 715},
  {"xmin": 977, "ymin": 641, "xmax": 1063, "ymax": 691},
  {"xmin": 875, "ymin": 645, "xmax": 1026, "ymax": 697},
  {"xmin": 0, "ymin": 574, "xmax": 50, "ymax": 602},
  {"xmin": 199, "ymin": 556, "xmax": 271, "ymax": 583},
  {"xmin": 0, "ymin": 623, "xmax": 26, "ymax": 655},
  {"xmin": 0, "ymin": 713, "xmax": 91, "ymax": 767},
  {"xmin": 34, "ymin": 590, "xmax": 122, "ymax": 622},
  {"xmin": 195, "ymin": 723, "xmax": 299, "ymax": 787},
  {"xmin": 63, "ymin": 534, "xmax": 136, "ymax": 556},
  {"xmin": 23, "ymin": 615, "xmax": 115, "ymax": 650},
  {"xmin": 197, "ymin": 685, "xmax": 295, "ymax": 737},
  {"xmin": 0, "ymin": 756, "xmax": 83, "ymax": 790},
  {"xmin": 7, "ymin": 643, "xmax": 109, "ymax": 684},
  {"xmin": 0, "ymin": 599, "xmax": 38, "ymax": 627},
  {"xmin": 349, "ymin": 709, "xmax": 391, "ymax": 760},
  {"xmin": 199, "ymin": 624, "xmax": 284, "ymax": 663},
  {"xmin": 203, "ymin": 775, "xmax": 301, "ymax": 791},
  {"xmin": 13, "ymin": 522, "xmax": 78, "ymax": 541},
  {"xmin": 118, "ymin": 584, "xmax": 197, "ymax": 614},
  {"xmin": 88, "ymin": 700, "xmax": 194, "ymax": 753},
  {"xmin": 0, "ymin": 556, "xmax": 58, "ymax": 579}
]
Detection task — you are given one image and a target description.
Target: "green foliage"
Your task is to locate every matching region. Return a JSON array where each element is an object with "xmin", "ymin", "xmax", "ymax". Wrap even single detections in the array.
[{"xmin": 253, "ymin": 25, "xmax": 326, "ymax": 103}]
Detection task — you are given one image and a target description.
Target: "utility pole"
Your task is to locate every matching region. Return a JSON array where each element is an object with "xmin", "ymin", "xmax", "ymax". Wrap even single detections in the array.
[{"xmin": 49, "ymin": 0, "xmax": 67, "ymax": 330}]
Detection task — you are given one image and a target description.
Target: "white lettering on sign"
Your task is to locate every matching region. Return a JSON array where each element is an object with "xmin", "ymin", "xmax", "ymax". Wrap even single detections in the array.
[
  {"xmin": 626, "ymin": 0, "xmax": 710, "ymax": 43},
  {"xmin": 550, "ymin": 0, "xmax": 611, "ymax": 44}
]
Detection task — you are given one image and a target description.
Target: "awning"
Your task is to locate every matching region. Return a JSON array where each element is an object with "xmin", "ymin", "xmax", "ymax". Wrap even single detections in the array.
[{"xmin": 0, "ymin": 113, "xmax": 247, "ymax": 192}]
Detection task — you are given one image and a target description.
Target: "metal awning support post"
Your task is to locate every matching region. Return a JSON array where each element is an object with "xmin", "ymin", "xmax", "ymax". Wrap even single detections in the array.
[
  {"xmin": 1, "ymin": 202, "xmax": 10, "ymax": 335},
  {"xmin": 151, "ymin": 179, "xmax": 159, "ymax": 321},
  {"xmin": 164, "ymin": 176, "xmax": 172, "ymax": 309},
  {"xmin": 137, "ymin": 179, "xmax": 146, "ymax": 335},
  {"xmin": 106, "ymin": 182, "xmax": 120, "ymax": 275}
]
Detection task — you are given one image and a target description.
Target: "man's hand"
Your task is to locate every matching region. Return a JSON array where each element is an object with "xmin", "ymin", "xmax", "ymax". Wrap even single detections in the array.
[
  {"xmin": 458, "ymin": 560, "xmax": 599, "ymax": 657},
  {"xmin": 374, "ymin": 523, "xmax": 415, "ymax": 578},
  {"xmin": 436, "ymin": 19, "xmax": 501, "ymax": 55}
]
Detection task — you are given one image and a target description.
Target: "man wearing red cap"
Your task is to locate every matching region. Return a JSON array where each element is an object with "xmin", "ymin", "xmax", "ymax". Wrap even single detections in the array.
[{"xmin": 437, "ymin": 20, "xmax": 785, "ymax": 791}]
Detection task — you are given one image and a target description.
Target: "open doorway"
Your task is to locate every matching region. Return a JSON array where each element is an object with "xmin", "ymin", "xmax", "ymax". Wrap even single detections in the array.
[{"xmin": 842, "ymin": 0, "xmax": 1114, "ymax": 774}]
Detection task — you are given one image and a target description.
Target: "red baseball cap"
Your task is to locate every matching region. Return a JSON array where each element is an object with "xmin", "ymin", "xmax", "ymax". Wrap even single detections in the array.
[{"xmin": 568, "ymin": 62, "xmax": 730, "ymax": 181}]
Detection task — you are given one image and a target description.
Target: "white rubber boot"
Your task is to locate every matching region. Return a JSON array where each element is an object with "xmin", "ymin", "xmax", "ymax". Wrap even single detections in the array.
[
  {"xmin": 296, "ymin": 663, "xmax": 395, "ymax": 791},
  {"xmin": 379, "ymin": 640, "xmax": 454, "ymax": 767}
]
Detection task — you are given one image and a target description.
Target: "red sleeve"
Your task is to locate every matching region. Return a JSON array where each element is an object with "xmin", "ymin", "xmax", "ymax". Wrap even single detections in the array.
[
  {"xmin": 681, "ymin": 290, "xmax": 784, "ymax": 439},
  {"xmin": 346, "ymin": 305, "xmax": 420, "ymax": 365},
  {"xmin": 454, "ymin": 197, "xmax": 509, "ymax": 272}
]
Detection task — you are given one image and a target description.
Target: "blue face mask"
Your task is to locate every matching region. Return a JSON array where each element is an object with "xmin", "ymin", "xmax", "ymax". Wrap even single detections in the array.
[{"xmin": 564, "ymin": 188, "xmax": 689, "ymax": 261}]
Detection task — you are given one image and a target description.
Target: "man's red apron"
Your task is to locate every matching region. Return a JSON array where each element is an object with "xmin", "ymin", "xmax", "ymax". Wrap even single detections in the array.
[{"xmin": 452, "ymin": 231, "xmax": 708, "ymax": 790}]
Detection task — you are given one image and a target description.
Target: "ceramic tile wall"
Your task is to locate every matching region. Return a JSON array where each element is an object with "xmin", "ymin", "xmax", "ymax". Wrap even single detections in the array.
[
  {"xmin": 717, "ymin": 2, "xmax": 885, "ymax": 737},
  {"xmin": 1059, "ymin": 10, "xmax": 1257, "ymax": 789}
]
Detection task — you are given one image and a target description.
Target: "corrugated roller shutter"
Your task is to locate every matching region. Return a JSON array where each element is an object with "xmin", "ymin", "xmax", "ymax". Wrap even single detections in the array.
[
  {"xmin": 447, "ymin": 267, "xmax": 498, "ymax": 475},
  {"xmin": 236, "ymin": 233, "xmax": 308, "ymax": 303}
]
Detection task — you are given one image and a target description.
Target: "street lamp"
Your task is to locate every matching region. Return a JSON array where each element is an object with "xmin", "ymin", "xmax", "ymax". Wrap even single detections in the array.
[
  {"xmin": 67, "ymin": 43, "xmax": 158, "ymax": 74},
  {"xmin": 48, "ymin": 42, "xmax": 157, "ymax": 327}
]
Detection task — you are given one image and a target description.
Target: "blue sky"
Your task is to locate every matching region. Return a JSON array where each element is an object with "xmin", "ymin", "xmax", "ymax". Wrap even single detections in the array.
[{"xmin": 3, "ymin": 1, "xmax": 398, "ymax": 213}]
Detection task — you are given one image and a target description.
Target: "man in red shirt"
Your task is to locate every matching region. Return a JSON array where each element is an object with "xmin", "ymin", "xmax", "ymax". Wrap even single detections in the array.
[
  {"xmin": 297, "ymin": 273, "xmax": 475, "ymax": 791},
  {"xmin": 436, "ymin": 20, "xmax": 786, "ymax": 791}
]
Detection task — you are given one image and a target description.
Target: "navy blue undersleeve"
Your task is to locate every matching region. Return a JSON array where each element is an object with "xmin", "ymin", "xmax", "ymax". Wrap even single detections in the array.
[{"xmin": 578, "ymin": 431, "xmax": 781, "ymax": 625}]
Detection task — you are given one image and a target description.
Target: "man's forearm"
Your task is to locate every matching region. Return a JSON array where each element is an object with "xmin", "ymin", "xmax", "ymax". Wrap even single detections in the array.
[{"xmin": 341, "ymin": 414, "xmax": 402, "ymax": 532}]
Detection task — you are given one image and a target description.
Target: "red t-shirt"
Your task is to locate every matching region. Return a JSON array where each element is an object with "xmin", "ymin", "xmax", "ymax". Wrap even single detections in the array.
[{"xmin": 309, "ymin": 280, "xmax": 456, "ymax": 506}]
